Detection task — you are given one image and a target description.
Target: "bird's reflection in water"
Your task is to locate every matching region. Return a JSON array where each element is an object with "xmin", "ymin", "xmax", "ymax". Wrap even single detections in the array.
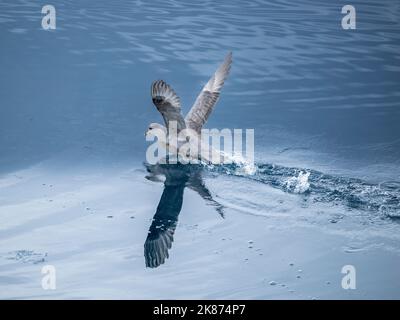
[{"xmin": 144, "ymin": 163, "xmax": 224, "ymax": 268}]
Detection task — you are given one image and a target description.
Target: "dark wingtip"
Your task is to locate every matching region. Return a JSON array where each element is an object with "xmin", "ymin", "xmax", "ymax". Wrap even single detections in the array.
[{"xmin": 151, "ymin": 79, "xmax": 166, "ymax": 98}]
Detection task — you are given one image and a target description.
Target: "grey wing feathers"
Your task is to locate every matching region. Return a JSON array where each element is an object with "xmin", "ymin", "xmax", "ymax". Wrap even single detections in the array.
[
  {"xmin": 185, "ymin": 52, "xmax": 232, "ymax": 133},
  {"xmin": 151, "ymin": 80, "xmax": 186, "ymax": 131},
  {"xmin": 144, "ymin": 228, "xmax": 175, "ymax": 268}
]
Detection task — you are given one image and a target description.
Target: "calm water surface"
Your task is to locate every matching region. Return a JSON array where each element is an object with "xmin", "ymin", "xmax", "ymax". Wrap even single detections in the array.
[{"xmin": 0, "ymin": 0, "xmax": 399, "ymax": 299}]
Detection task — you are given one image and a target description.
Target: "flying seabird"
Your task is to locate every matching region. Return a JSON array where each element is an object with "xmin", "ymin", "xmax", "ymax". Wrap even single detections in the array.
[{"xmin": 145, "ymin": 52, "xmax": 233, "ymax": 163}]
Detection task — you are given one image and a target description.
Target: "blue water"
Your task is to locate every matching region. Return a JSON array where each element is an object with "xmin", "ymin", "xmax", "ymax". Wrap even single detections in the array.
[{"xmin": 0, "ymin": 0, "xmax": 400, "ymax": 299}]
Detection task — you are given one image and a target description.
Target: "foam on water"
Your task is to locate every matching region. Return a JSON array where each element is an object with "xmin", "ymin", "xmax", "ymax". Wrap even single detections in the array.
[
  {"xmin": 285, "ymin": 171, "xmax": 310, "ymax": 194},
  {"xmin": 205, "ymin": 162, "xmax": 400, "ymax": 218},
  {"xmin": 224, "ymin": 152, "xmax": 257, "ymax": 176},
  {"xmin": 200, "ymin": 151, "xmax": 257, "ymax": 176}
]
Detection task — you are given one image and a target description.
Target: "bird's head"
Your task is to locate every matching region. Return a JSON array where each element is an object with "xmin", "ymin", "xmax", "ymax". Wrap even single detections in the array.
[{"xmin": 145, "ymin": 123, "xmax": 167, "ymax": 138}]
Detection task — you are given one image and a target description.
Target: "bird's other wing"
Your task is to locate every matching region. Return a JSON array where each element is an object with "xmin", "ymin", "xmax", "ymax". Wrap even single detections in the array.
[
  {"xmin": 187, "ymin": 170, "xmax": 225, "ymax": 218},
  {"xmin": 151, "ymin": 80, "xmax": 186, "ymax": 132},
  {"xmin": 185, "ymin": 52, "xmax": 232, "ymax": 134}
]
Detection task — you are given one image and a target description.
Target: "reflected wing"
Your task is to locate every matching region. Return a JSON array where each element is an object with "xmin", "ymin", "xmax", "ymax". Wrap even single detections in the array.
[
  {"xmin": 144, "ymin": 227, "xmax": 175, "ymax": 268},
  {"xmin": 151, "ymin": 80, "xmax": 186, "ymax": 132},
  {"xmin": 144, "ymin": 178, "xmax": 186, "ymax": 268},
  {"xmin": 185, "ymin": 52, "xmax": 232, "ymax": 133},
  {"xmin": 187, "ymin": 170, "xmax": 225, "ymax": 218}
]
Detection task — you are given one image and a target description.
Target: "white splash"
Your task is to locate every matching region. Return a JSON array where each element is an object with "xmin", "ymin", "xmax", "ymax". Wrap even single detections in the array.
[
  {"xmin": 200, "ymin": 151, "xmax": 257, "ymax": 176},
  {"xmin": 286, "ymin": 171, "xmax": 310, "ymax": 194},
  {"xmin": 223, "ymin": 151, "xmax": 257, "ymax": 175}
]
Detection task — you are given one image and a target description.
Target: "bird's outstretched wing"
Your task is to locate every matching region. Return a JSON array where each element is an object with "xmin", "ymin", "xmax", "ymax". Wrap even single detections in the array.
[
  {"xmin": 144, "ymin": 167, "xmax": 187, "ymax": 268},
  {"xmin": 187, "ymin": 170, "xmax": 225, "ymax": 218},
  {"xmin": 185, "ymin": 52, "xmax": 232, "ymax": 133},
  {"xmin": 151, "ymin": 80, "xmax": 186, "ymax": 132},
  {"xmin": 144, "ymin": 226, "xmax": 175, "ymax": 268}
]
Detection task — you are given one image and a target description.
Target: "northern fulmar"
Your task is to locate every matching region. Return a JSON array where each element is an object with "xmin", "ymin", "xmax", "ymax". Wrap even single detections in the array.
[{"xmin": 145, "ymin": 52, "xmax": 233, "ymax": 163}]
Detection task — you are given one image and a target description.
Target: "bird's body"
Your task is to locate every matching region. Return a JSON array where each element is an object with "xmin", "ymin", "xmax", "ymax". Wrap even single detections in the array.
[{"xmin": 146, "ymin": 52, "xmax": 233, "ymax": 164}]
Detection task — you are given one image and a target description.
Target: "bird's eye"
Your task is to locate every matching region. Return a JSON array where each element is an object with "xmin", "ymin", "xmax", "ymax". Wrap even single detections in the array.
[{"xmin": 149, "ymin": 127, "xmax": 153, "ymax": 130}]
